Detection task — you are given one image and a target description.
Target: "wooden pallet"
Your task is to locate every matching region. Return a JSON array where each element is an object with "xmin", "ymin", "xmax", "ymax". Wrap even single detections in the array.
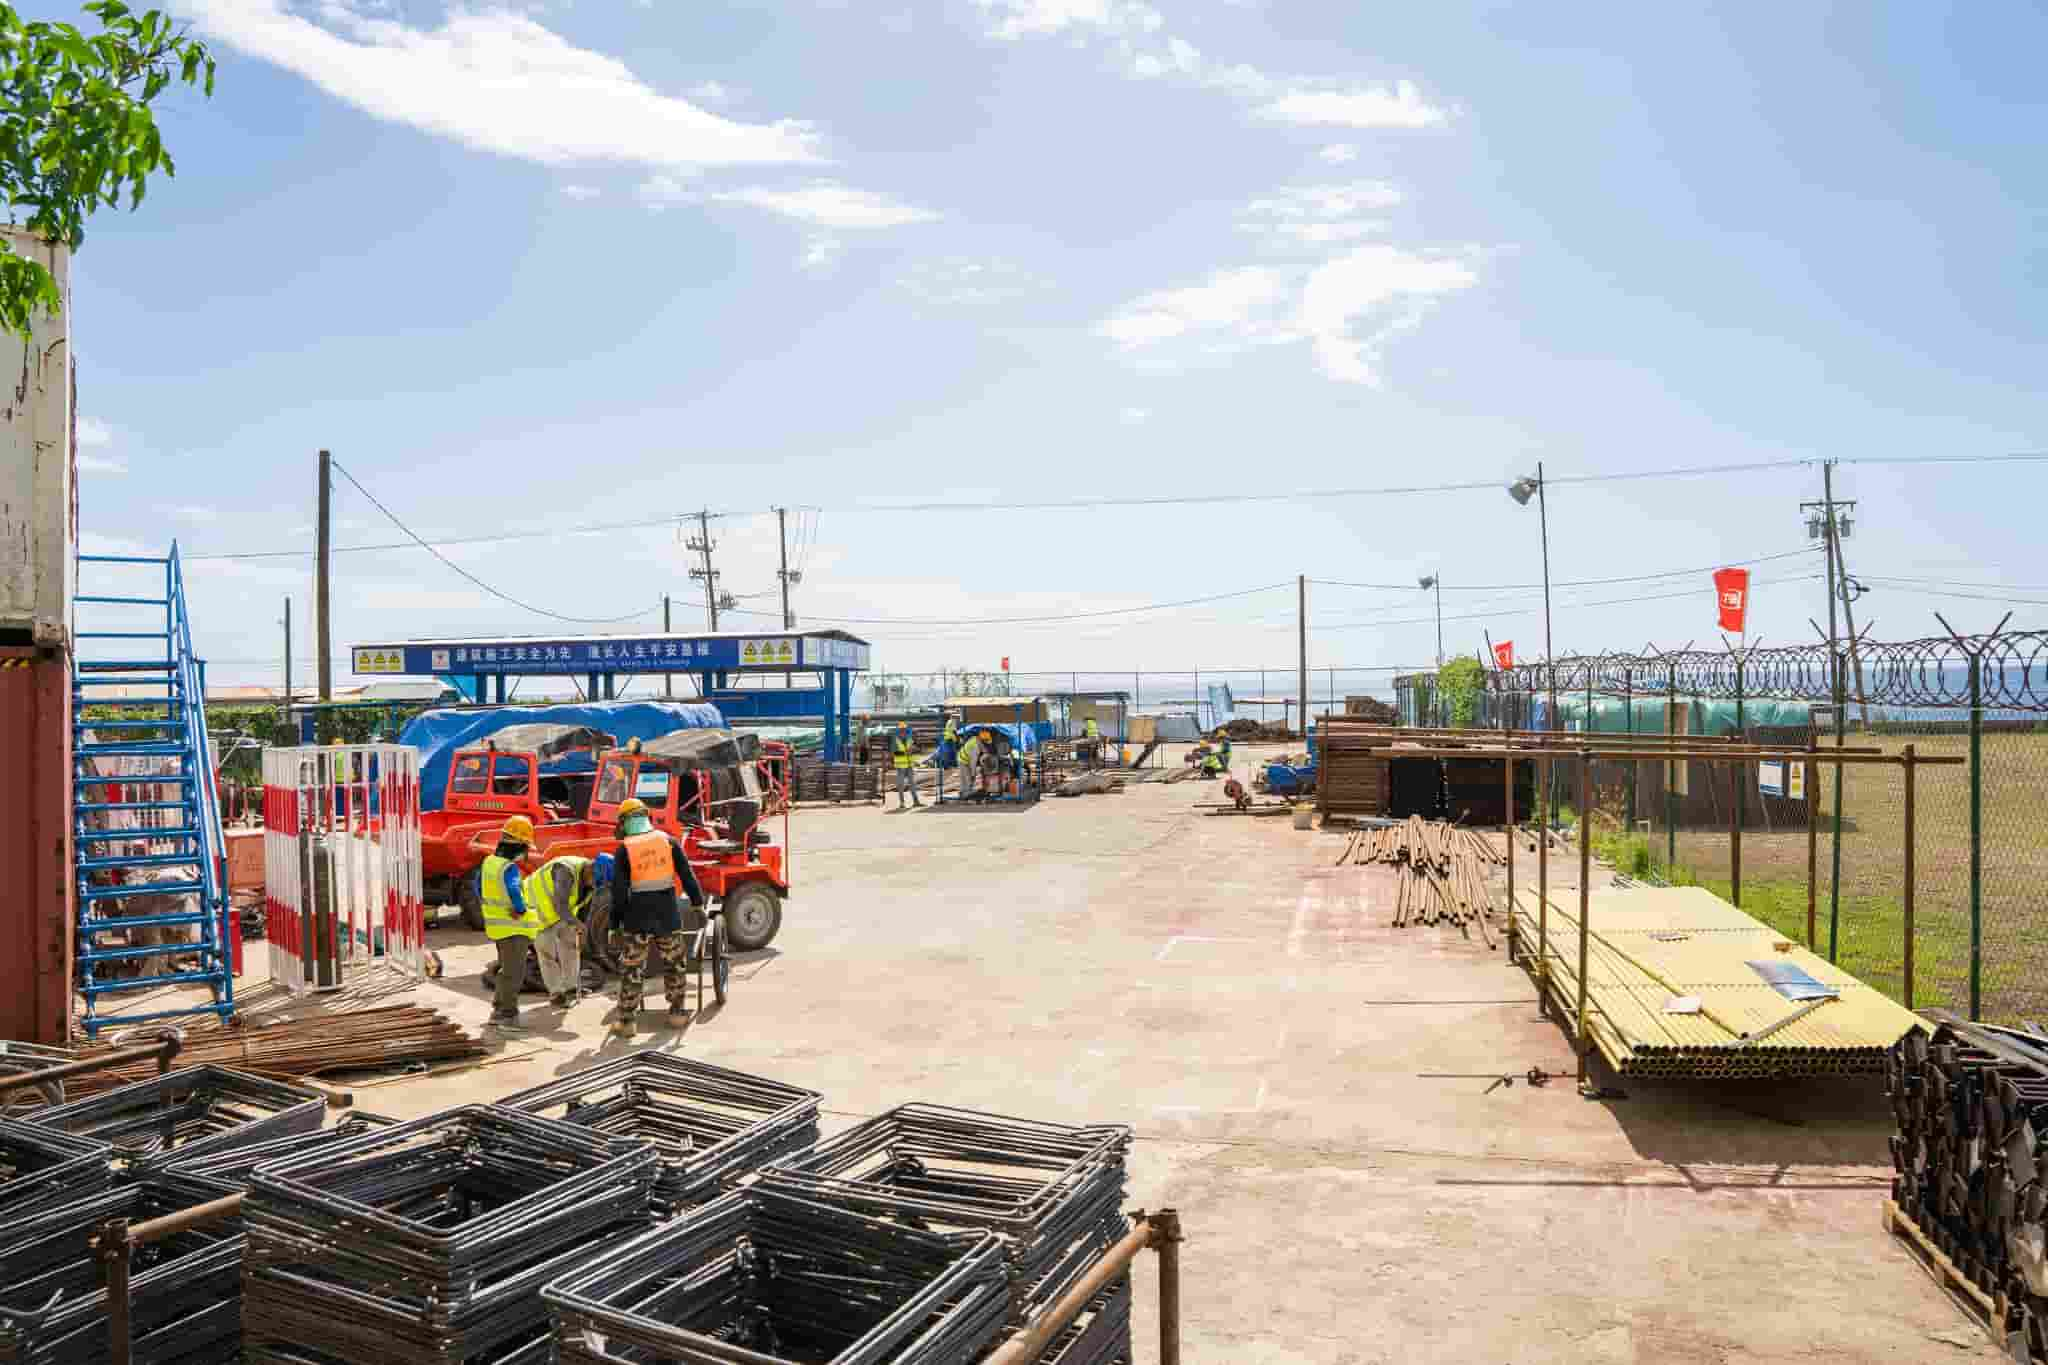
[{"xmin": 1882, "ymin": 1199, "xmax": 2033, "ymax": 1360}]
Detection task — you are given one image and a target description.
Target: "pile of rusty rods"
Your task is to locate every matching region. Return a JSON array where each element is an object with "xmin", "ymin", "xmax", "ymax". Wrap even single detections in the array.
[
  {"xmin": 64, "ymin": 1005, "xmax": 482, "ymax": 1096},
  {"xmin": 1338, "ymin": 815, "xmax": 1505, "ymax": 946}
]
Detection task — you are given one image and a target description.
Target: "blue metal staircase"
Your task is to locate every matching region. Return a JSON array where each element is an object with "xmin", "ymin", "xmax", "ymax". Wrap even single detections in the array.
[{"xmin": 72, "ymin": 543, "xmax": 234, "ymax": 1036}]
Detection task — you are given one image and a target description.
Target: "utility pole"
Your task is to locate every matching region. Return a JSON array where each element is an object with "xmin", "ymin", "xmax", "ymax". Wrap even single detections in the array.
[
  {"xmin": 662, "ymin": 595, "xmax": 672, "ymax": 698},
  {"xmin": 686, "ymin": 509, "xmax": 720, "ymax": 631},
  {"xmin": 315, "ymin": 450, "xmax": 332, "ymax": 739},
  {"xmin": 1297, "ymin": 575, "xmax": 1308, "ymax": 738},
  {"xmin": 1803, "ymin": 465, "xmax": 1866, "ymax": 724},
  {"xmin": 282, "ymin": 597, "xmax": 292, "ymax": 739},
  {"xmin": 776, "ymin": 507, "xmax": 803, "ymax": 688}
]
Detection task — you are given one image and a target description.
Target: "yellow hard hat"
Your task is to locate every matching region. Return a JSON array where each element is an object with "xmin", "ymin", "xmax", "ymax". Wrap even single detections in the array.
[
  {"xmin": 501, "ymin": 815, "xmax": 536, "ymax": 846},
  {"xmin": 616, "ymin": 797, "xmax": 648, "ymax": 820}
]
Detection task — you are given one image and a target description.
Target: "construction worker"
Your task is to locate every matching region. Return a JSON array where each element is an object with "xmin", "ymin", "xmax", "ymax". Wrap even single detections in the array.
[
  {"xmin": 1082, "ymin": 714, "xmax": 1101, "ymax": 769},
  {"xmin": 608, "ymin": 797, "xmax": 707, "ymax": 1035},
  {"xmin": 956, "ymin": 726, "xmax": 982, "ymax": 802},
  {"xmin": 891, "ymin": 722, "xmax": 922, "ymax": 811},
  {"xmin": 1214, "ymin": 728, "xmax": 1234, "ymax": 770},
  {"xmin": 525, "ymin": 852, "xmax": 608, "ymax": 1008},
  {"xmin": 479, "ymin": 816, "xmax": 540, "ymax": 1032},
  {"xmin": 941, "ymin": 712, "xmax": 963, "ymax": 800}
]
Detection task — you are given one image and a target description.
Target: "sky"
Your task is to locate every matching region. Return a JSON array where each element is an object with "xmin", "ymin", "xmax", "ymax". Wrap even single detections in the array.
[{"xmin": 53, "ymin": 0, "xmax": 2048, "ymax": 696}]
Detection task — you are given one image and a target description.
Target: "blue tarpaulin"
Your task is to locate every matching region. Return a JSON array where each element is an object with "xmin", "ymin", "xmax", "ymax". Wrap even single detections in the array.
[
  {"xmin": 957, "ymin": 721, "xmax": 1051, "ymax": 753},
  {"xmin": 400, "ymin": 701, "xmax": 722, "ymax": 810}
]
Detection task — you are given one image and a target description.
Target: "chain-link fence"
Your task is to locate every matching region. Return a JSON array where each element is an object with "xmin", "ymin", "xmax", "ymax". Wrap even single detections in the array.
[{"xmin": 1457, "ymin": 631, "xmax": 2048, "ymax": 1024}]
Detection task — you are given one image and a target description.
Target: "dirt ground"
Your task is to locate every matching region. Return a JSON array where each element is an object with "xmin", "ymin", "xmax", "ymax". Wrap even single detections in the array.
[{"xmin": 208, "ymin": 742, "xmax": 1993, "ymax": 1363}]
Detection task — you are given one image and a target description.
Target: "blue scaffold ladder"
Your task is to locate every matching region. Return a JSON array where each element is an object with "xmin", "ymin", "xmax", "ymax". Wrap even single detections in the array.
[{"xmin": 71, "ymin": 543, "xmax": 234, "ymax": 1036}]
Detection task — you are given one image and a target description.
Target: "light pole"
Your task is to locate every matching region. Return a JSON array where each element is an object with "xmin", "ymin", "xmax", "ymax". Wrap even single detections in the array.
[
  {"xmin": 1509, "ymin": 466, "xmax": 1555, "ymax": 825},
  {"xmin": 1418, "ymin": 574, "xmax": 1443, "ymax": 725}
]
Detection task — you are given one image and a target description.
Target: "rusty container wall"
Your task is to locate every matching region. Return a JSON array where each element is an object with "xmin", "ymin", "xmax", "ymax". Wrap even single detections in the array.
[{"xmin": 0, "ymin": 646, "xmax": 73, "ymax": 1042}]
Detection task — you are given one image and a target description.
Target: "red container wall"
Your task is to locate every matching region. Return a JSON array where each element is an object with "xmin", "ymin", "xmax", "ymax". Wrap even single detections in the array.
[{"xmin": 0, "ymin": 646, "xmax": 72, "ymax": 1042}]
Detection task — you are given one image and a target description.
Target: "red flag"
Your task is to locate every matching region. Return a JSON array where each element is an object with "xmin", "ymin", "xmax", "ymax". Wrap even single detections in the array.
[
  {"xmin": 1000, "ymin": 656, "xmax": 1010, "ymax": 672},
  {"xmin": 1492, "ymin": 640, "xmax": 1514, "ymax": 669},
  {"xmin": 1714, "ymin": 568, "xmax": 1750, "ymax": 633}
]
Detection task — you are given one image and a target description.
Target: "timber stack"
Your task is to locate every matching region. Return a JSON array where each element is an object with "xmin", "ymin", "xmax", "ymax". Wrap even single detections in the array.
[
  {"xmin": 1339, "ymin": 815, "xmax": 1503, "ymax": 944},
  {"xmin": 1888, "ymin": 1014, "xmax": 2048, "ymax": 1361}
]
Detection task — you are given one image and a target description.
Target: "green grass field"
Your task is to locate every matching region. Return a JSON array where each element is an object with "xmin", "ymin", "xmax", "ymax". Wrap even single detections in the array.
[{"xmin": 1591, "ymin": 730, "xmax": 2048, "ymax": 1021}]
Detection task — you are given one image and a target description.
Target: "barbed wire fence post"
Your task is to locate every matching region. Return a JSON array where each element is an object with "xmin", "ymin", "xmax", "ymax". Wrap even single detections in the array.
[{"xmin": 1934, "ymin": 610, "xmax": 2011, "ymax": 1021}]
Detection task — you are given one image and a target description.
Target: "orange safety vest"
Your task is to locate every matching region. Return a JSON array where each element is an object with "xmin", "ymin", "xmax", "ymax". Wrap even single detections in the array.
[{"xmin": 623, "ymin": 830, "xmax": 674, "ymax": 895}]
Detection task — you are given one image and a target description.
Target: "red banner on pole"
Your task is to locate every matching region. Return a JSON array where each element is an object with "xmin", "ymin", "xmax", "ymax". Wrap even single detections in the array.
[
  {"xmin": 1714, "ymin": 568, "xmax": 1750, "ymax": 633},
  {"xmin": 1000, "ymin": 657, "xmax": 1010, "ymax": 672},
  {"xmin": 1492, "ymin": 640, "xmax": 1514, "ymax": 669}
]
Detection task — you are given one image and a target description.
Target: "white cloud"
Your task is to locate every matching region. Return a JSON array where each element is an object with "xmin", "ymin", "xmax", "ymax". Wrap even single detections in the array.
[
  {"xmin": 1318, "ymin": 143, "xmax": 1358, "ymax": 164},
  {"xmin": 976, "ymin": 0, "xmax": 1162, "ymax": 41},
  {"xmin": 559, "ymin": 183, "xmax": 601, "ymax": 201},
  {"xmin": 170, "ymin": 505, "xmax": 218, "ymax": 525},
  {"xmin": 1297, "ymin": 244, "xmax": 1479, "ymax": 385},
  {"xmin": 975, "ymin": 6, "xmax": 1445, "ymax": 131},
  {"xmin": 76, "ymin": 453, "xmax": 127, "ymax": 475},
  {"xmin": 1097, "ymin": 266, "xmax": 1302, "ymax": 350},
  {"xmin": 1098, "ymin": 244, "xmax": 1478, "ymax": 386},
  {"xmin": 1237, "ymin": 181, "xmax": 1401, "ymax": 251},
  {"xmin": 77, "ymin": 415, "xmax": 113, "ymax": 447},
  {"xmin": 896, "ymin": 258, "xmax": 1048, "ymax": 307},
  {"xmin": 636, "ymin": 172, "xmax": 694, "ymax": 209},
  {"xmin": 709, "ymin": 181, "xmax": 938, "ymax": 229},
  {"xmin": 1257, "ymin": 83, "xmax": 1446, "ymax": 130},
  {"xmin": 182, "ymin": 1, "xmax": 821, "ymax": 170},
  {"xmin": 798, "ymin": 235, "xmax": 844, "ymax": 272},
  {"xmin": 687, "ymin": 80, "xmax": 733, "ymax": 102}
]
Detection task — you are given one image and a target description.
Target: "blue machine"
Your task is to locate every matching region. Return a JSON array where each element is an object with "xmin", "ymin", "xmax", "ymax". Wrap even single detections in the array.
[{"xmin": 350, "ymin": 628, "xmax": 870, "ymax": 762}]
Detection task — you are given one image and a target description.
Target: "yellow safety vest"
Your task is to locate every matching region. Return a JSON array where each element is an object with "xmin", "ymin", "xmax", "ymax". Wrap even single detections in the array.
[
  {"xmin": 479, "ymin": 854, "xmax": 537, "ymax": 941},
  {"xmin": 958, "ymin": 736, "xmax": 980, "ymax": 768},
  {"xmin": 892, "ymin": 736, "xmax": 914, "ymax": 769},
  {"xmin": 1084, "ymin": 719, "xmax": 1099, "ymax": 739},
  {"xmin": 943, "ymin": 720, "xmax": 960, "ymax": 746},
  {"xmin": 527, "ymin": 856, "xmax": 591, "ymax": 931}
]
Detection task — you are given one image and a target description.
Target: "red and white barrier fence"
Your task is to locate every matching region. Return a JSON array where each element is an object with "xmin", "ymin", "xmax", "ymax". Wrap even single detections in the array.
[{"xmin": 261, "ymin": 744, "xmax": 425, "ymax": 994}]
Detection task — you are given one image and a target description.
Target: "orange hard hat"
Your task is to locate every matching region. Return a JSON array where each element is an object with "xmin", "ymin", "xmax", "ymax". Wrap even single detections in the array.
[{"xmin": 501, "ymin": 815, "xmax": 536, "ymax": 846}]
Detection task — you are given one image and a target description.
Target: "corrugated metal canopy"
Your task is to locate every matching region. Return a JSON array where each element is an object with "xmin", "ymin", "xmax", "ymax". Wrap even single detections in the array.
[
  {"xmin": 478, "ymin": 723, "xmax": 616, "ymax": 760},
  {"xmin": 638, "ymin": 728, "xmax": 761, "ymax": 769}
]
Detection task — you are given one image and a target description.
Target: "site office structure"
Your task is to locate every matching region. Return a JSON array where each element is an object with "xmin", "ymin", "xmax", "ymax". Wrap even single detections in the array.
[{"xmin": 0, "ymin": 229, "xmax": 74, "ymax": 1044}]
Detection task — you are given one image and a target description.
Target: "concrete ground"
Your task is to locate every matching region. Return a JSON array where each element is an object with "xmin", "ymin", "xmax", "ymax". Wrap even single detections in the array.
[{"xmin": 241, "ymin": 743, "xmax": 1991, "ymax": 1363}]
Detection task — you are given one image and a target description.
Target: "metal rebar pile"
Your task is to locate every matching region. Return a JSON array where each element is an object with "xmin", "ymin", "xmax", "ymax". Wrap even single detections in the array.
[
  {"xmin": 152, "ymin": 1111, "xmax": 395, "ymax": 1204},
  {"xmin": 241, "ymin": 1104, "xmax": 658, "ymax": 1364},
  {"xmin": 500, "ymin": 1050, "xmax": 821, "ymax": 1211},
  {"xmin": 31, "ymin": 1064, "xmax": 325, "ymax": 1175},
  {"xmin": 1340, "ymin": 815, "xmax": 1503, "ymax": 945},
  {"xmin": 756, "ymin": 1103, "xmax": 1132, "ymax": 1349},
  {"xmin": 0, "ymin": 1117, "xmax": 110, "ymax": 1223},
  {"xmin": 0, "ymin": 1182, "xmax": 242, "ymax": 1363},
  {"xmin": 543, "ymin": 1186, "xmax": 1011, "ymax": 1365},
  {"xmin": 1888, "ymin": 1016, "xmax": 2048, "ymax": 1359},
  {"xmin": 64, "ymin": 1006, "xmax": 485, "ymax": 1096}
]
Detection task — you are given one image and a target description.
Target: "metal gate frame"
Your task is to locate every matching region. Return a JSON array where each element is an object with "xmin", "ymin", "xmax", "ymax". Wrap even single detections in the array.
[{"xmin": 261, "ymin": 745, "xmax": 423, "ymax": 994}]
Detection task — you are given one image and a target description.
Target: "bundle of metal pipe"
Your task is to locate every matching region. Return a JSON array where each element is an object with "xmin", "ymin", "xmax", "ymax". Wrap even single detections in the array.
[
  {"xmin": 1341, "ymin": 815, "xmax": 1503, "ymax": 946},
  {"xmin": 0, "ymin": 1182, "xmax": 242, "ymax": 1363},
  {"xmin": 242, "ymin": 1105, "xmax": 659, "ymax": 1363},
  {"xmin": 792, "ymin": 758, "xmax": 881, "ymax": 803},
  {"xmin": 31, "ymin": 1065, "xmax": 325, "ymax": 1175},
  {"xmin": 543, "ymin": 1186, "xmax": 1011, "ymax": 1365},
  {"xmin": 0, "ymin": 1117, "xmax": 110, "ymax": 1224},
  {"xmin": 1888, "ymin": 1016, "xmax": 2048, "ymax": 1358},
  {"xmin": 62, "ymin": 1006, "xmax": 485, "ymax": 1096},
  {"xmin": 756, "ymin": 1103, "xmax": 1133, "ymax": 1343},
  {"xmin": 499, "ymin": 1050, "xmax": 821, "ymax": 1210}
]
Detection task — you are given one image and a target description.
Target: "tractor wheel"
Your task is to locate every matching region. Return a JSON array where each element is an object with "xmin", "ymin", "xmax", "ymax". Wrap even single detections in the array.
[
  {"xmin": 456, "ymin": 873, "xmax": 485, "ymax": 932},
  {"xmin": 721, "ymin": 883, "xmax": 782, "ymax": 952}
]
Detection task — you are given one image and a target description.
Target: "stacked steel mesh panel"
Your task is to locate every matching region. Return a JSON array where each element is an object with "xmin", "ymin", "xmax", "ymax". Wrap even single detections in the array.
[
  {"xmin": 152, "ymin": 1111, "xmax": 394, "ymax": 1204},
  {"xmin": 32, "ymin": 1064, "xmax": 324, "ymax": 1173},
  {"xmin": 1889, "ymin": 1018, "xmax": 2048, "ymax": 1359},
  {"xmin": 0, "ymin": 1183, "xmax": 240, "ymax": 1363},
  {"xmin": 242, "ymin": 1105, "xmax": 658, "ymax": 1364},
  {"xmin": 543, "ymin": 1186, "xmax": 1010, "ymax": 1364},
  {"xmin": 0, "ymin": 1116, "xmax": 111, "ymax": 1222},
  {"xmin": 500, "ymin": 1050, "xmax": 821, "ymax": 1209},
  {"xmin": 756, "ymin": 1104, "xmax": 1132, "ymax": 1361}
]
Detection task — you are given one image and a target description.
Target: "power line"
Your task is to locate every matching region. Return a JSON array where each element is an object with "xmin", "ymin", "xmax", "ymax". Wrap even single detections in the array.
[
  {"xmin": 1309, "ymin": 574, "xmax": 1826, "ymax": 632},
  {"xmin": 329, "ymin": 460, "xmax": 661, "ymax": 626},
  {"xmin": 178, "ymin": 453, "xmax": 2048, "ymax": 563},
  {"xmin": 1313, "ymin": 546, "xmax": 1820, "ymax": 593},
  {"xmin": 1856, "ymin": 577, "xmax": 2048, "ymax": 608}
]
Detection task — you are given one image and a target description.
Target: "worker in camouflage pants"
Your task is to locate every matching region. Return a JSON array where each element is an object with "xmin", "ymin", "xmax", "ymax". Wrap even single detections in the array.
[{"xmin": 608, "ymin": 797, "xmax": 709, "ymax": 1035}]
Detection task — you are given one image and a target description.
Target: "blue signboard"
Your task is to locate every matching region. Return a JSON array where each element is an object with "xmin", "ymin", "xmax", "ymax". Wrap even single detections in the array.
[{"xmin": 351, "ymin": 633, "xmax": 869, "ymax": 677}]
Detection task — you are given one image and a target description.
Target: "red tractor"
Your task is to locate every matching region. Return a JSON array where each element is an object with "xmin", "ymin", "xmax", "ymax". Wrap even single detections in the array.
[
  {"xmin": 420, "ymin": 723, "xmax": 613, "ymax": 929},
  {"xmin": 470, "ymin": 729, "xmax": 791, "ymax": 954}
]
